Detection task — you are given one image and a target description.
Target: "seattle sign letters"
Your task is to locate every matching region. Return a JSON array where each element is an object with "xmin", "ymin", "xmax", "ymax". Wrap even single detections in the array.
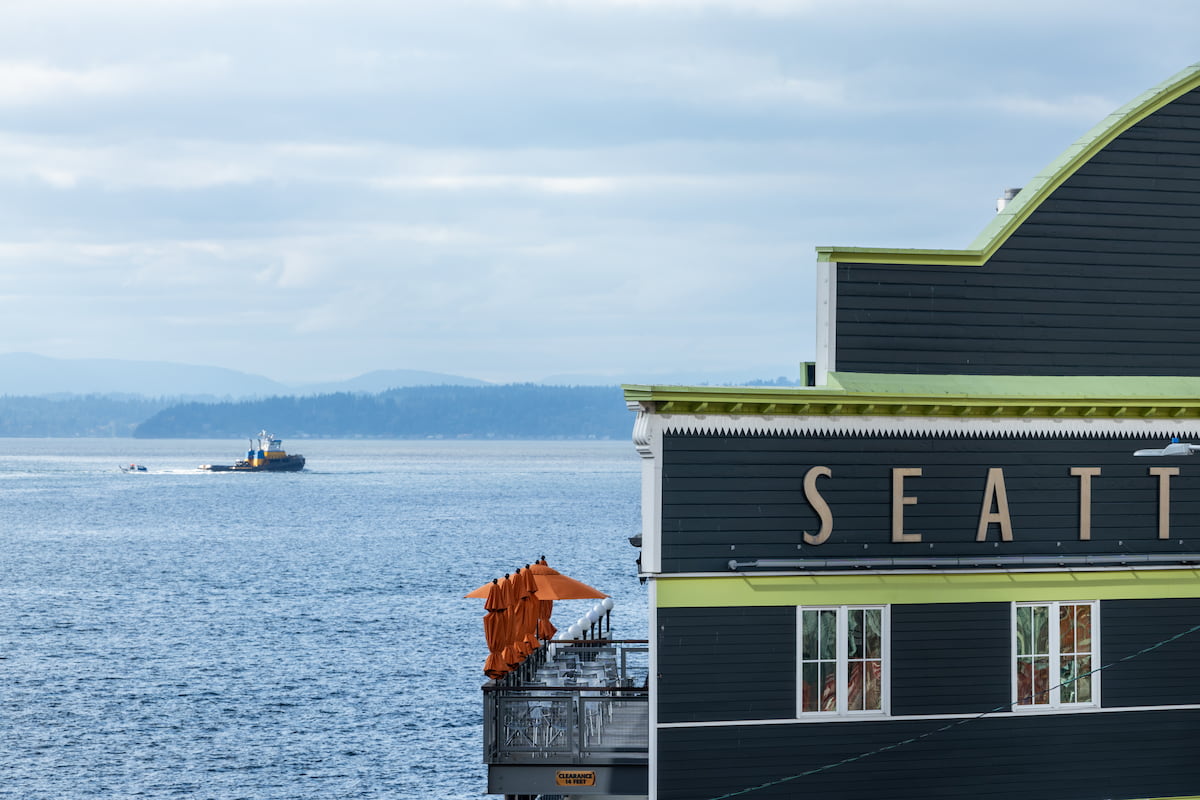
[{"xmin": 799, "ymin": 465, "xmax": 1185, "ymax": 546}]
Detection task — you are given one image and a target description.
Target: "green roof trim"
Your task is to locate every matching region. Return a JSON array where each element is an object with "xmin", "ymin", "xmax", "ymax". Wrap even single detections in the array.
[
  {"xmin": 655, "ymin": 571, "xmax": 1200, "ymax": 608},
  {"xmin": 622, "ymin": 372, "xmax": 1200, "ymax": 419},
  {"xmin": 815, "ymin": 62, "xmax": 1200, "ymax": 266},
  {"xmin": 827, "ymin": 372, "xmax": 1200, "ymax": 399}
]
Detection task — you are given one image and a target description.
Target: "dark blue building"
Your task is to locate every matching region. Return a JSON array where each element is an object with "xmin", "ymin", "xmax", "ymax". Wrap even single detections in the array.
[{"xmin": 622, "ymin": 62, "xmax": 1200, "ymax": 800}]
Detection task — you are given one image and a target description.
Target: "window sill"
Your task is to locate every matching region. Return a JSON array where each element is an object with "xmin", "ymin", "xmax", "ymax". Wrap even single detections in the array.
[{"xmin": 1011, "ymin": 703, "xmax": 1100, "ymax": 714}]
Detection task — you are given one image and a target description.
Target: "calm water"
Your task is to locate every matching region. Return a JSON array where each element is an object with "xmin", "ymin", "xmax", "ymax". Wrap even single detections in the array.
[{"xmin": 0, "ymin": 438, "xmax": 645, "ymax": 799}]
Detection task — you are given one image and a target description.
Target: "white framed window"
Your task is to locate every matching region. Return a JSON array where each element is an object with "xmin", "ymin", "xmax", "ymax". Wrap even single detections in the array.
[
  {"xmin": 1013, "ymin": 601, "xmax": 1099, "ymax": 709},
  {"xmin": 797, "ymin": 606, "xmax": 889, "ymax": 717}
]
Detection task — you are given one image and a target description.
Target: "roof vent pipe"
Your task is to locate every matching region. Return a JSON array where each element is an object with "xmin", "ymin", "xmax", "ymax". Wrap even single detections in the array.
[{"xmin": 996, "ymin": 187, "xmax": 1022, "ymax": 213}]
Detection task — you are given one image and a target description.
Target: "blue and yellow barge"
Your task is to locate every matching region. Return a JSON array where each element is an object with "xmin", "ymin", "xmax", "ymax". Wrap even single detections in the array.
[{"xmin": 200, "ymin": 430, "xmax": 305, "ymax": 472}]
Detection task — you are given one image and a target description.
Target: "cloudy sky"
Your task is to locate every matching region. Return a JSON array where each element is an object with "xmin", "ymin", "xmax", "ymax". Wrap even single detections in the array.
[{"xmin": 1, "ymin": 0, "xmax": 1198, "ymax": 384}]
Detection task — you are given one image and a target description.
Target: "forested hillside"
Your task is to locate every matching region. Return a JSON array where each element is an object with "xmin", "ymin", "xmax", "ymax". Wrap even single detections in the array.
[
  {"xmin": 133, "ymin": 384, "xmax": 630, "ymax": 439},
  {"xmin": 0, "ymin": 395, "xmax": 171, "ymax": 437}
]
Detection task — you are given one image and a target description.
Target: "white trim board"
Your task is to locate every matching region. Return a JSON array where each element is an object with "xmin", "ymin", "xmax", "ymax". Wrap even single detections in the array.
[
  {"xmin": 656, "ymin": 413, "xmax": 1200, "ymax": 439},
  {"xmin": 657, "ymin": 702, "xmax": 1200, "ymax": 729}
]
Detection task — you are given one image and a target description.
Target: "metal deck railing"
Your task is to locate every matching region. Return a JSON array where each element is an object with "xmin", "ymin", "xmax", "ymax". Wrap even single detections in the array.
[{"xmin": 483, "ymin": 639, "xmax": 649, "ymax": 765}]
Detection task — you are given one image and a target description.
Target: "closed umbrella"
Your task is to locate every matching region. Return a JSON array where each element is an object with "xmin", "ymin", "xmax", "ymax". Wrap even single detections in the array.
[
  {"xmin": 467, "ymin": 559, "xmax": 610, "ymax": 670},
  {"xmin": 516, "ymin": 566, "xmax": 542, "ymax": 654},
  {"xmin": 528, "ymin": 559, "xmax": 557, "ymax": 640},
  {"xmin": 481, "ymin": 576, "xmax": 511, "ymax": 679},
  {"xmin": 506, "ymin": 568, "xmax": 531, "ymax": 660},
  {"xmin": 495, "ymin": 573, "xmax": 525, "ymax": 669},
  {"xmin": 467, "ymin": 566, "xmax": 558, "ymax": 642},
  {"xmin": 468, "ymin": 573, "xmax": 526, "ymax": 672}
]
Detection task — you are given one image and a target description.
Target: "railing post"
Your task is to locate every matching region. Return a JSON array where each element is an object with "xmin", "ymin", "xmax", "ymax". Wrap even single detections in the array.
[{"xmin": 482, "ymin": 683, "xmax": 497, "ymax": 761}]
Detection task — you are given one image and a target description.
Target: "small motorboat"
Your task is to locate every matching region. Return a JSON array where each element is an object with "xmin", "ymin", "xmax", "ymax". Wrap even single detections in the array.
[{"xmin": 120, "ymin": 463, "xmax": 148, "ymax": 473}]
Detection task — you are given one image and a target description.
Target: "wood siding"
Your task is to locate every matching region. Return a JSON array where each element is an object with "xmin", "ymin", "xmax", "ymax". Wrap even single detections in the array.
[
  {"xmin": 659, "ymin": 600, "xmax": 1200, "ymax": 722},
  {"xmin": 890, "ymin": 603, "xmax": 1012, "ymax": 716},
  {"xmin": 1101, "ymin": 597, "xmax": 1200, "ymax": 707},
  {"xmin": 656, "ymin": 599, "xmax": 1200, "ymax": 796},
  {"xmin": 834, "ymin": 88, "xmax": 1200, "ymax": 376},
  {"xmin": 661, "ymin": 433, "xmax": 1200, "ymax": 574},
  {"xmin": 658, "ymin": 606, "xmax": 796, "ymax": 723},
  {"xmin": 657, "ymin": 710, "xmax": 1200, "ymax": 800}
]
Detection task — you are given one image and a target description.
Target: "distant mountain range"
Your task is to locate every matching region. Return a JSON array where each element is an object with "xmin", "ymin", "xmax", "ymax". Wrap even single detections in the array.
[
  {"xmin": 0, "ymin": 353, "xmax": 490, "ymax": 398},
  {"xmin": 0, "ymin": 353, "xmax": 799, "ymax": 400},
  {"xmin": 133, "ymin": 385, "xmax": 631, "ymax": 439},
  {"xmin": 540, "ymin": 371, "xmax": 801, "ymax": 387},
  {"xmin": 295, "ymin": 369, "xmax": 490, "ymax": 394},
  {"xmin": 0, "ymin": 354, "xmax": 800, "ymax": 437}
]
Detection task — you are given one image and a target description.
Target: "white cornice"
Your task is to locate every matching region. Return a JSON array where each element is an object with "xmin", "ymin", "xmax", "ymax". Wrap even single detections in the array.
[{"xmin": 657, "ymin": 413, "xmax": 1200, "ymax": 439}]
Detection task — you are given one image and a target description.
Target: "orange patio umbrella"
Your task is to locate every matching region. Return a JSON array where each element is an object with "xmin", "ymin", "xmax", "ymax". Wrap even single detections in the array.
[
  {"xmin": 466, "ymin": 559, "xmax": 608, "ymax": 602},
  {"xmin": 530, "ymin": 557, "xmax": 607, "ymax": 639},
  {"xmin": 516, "ymin": 565, "xmax": 542, "ymax": 655},
  {"xmin": 496, "ymin": 572, "xmax": 525, "ymax": 669},
  {"xmin": 530, "ymin": 564, "xmax": 557, "ymax": 641},
  {"xmin": 469, "ymin": 568, "xmax": 551, "ymax": 643},
  {"xmin": 467, "ymin": 559, "xmax": 610, "ymax": 673},
  {"xmin": 481, "ymin": 575, "xmax": 513, "ymax": 679},
  {"xmin": 527, "ymin": 557, "xmax": 609, "ymax": 601},
  {"xmin": 505, "ymin": 568, "xmax": 532, "ymax": 662},
  {"xmin": 528, "ymin": 558, "xmax": 561, "ymax": 640}
]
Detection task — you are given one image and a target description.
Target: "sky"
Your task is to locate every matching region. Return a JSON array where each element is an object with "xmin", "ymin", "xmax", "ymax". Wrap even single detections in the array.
[{"xmin": 2, "ymin": 0, "xmax": 1199, "ymax": 385}]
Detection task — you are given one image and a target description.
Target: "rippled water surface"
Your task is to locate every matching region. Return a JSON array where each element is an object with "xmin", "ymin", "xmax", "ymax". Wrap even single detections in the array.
[{"xmin": 0, "ymin": 438, "xmax": 644, "ymax": 799}]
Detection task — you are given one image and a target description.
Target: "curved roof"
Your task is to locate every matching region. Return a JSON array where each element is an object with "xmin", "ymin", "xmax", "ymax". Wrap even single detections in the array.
[{"xmin": 815, "ymin": 62, "xmax": 1200, "ymax": 266}]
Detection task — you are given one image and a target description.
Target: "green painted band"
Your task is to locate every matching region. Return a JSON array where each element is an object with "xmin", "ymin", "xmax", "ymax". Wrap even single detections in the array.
[{"xmin": 655, "ymin": 570, "xmax": 1200, "ymax": 608}]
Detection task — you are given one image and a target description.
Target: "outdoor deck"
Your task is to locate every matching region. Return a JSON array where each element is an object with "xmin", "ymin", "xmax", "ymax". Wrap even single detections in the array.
[{"xmin": 483, "ymin": 639, "xmax": 649, "ymax": 766}]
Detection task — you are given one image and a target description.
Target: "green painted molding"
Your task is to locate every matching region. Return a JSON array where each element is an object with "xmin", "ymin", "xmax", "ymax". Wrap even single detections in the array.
[
  {"xmin": 829, "ymin": 372, "xmax": 1200, "ymax": 399},
  {"xmin": 815, "ymin": 62, "xmax": 1200, "ymax": 267},
  {"xmin": 655, "ymin": 570, "xmax": 1200, "ymax": 608},
  {"xmin": 621, "ymin": 373, "xmax": 1200, "ymax": 420}
]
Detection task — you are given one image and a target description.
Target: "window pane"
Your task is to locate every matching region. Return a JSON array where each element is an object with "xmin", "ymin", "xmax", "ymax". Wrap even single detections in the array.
[
  {"xmin": 864, "ymin": 660, "xmax": 882, "ymax": 710},
  {"xmin": 1016, "ymin": 656, "xmax": 1035, "ymax": 705},
  {"xmin": 1032, "ymin": 655, "xmax": 1050, "ymax": 704},
  {"xmin": 801, "ymin": 662, "xmax": 819, "ymax": 712},
  {"xmin": 1060, "ymin": 654, "xmax": 1092, "ymax": 704},
  {"xmin": 1059, "ymin": 604, "xmax": 1076, "ymax": 654},
  {"xmin": 1017, "ymin": 606, "xmax": 1036, "ymax": 657},
  {"xmin": 847, "ymin": 662, "xmax": 863, "ymax": 711},
  {"xmin": 1033, "ymin": 606, "xmax": 1048, "ymax": 654},
  {"xmin": 1061, "ymin": 654, "xmax": 1078, "ymax": 703},
  {"xmin": 1074, "ymin": 656, "xmax": 1092, "ymax": 703},
  {"xmin": 802, "ymin": 611, "xmax": 819, "ymax": 658},
  {"xmin": 864, "ymin": 609, "xmax": 882, "ymax": 659},
  {"xmin": 819, "ymin": 661, "xmax": 837, "ymax": 712},
  {"xmin": 819, "ymin": 610, "xmax": 837, "ymax": 660},
  {"xmin": 847, "ymin": 609, "xmax": 863, "ymax": 658},
  {"xmin": 1076, "ymin": 604, "xmax": 1092, "ymax": 653}
]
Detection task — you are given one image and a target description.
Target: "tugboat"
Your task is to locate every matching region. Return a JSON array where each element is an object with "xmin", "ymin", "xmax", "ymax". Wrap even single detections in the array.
[{"xmin": 200, "ymin": 430, "xmax": 306, "ymax": 472}]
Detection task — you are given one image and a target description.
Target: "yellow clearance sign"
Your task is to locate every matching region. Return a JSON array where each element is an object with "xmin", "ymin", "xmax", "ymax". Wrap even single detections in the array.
[{"xmin": 556, "ymin": 770, "xmax": 596, "ymax": 787}]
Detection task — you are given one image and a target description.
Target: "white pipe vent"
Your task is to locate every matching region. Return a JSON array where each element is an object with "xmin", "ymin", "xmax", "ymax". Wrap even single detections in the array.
[{"xmin": 996, "ymin": 187, "xmax": 1022, "ymax": 213}]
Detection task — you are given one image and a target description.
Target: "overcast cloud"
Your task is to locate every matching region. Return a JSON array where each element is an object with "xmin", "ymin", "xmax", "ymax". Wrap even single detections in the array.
[{"xmin": 1, "ymin": 0, "xmax": 1197, "ymax": 384}]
